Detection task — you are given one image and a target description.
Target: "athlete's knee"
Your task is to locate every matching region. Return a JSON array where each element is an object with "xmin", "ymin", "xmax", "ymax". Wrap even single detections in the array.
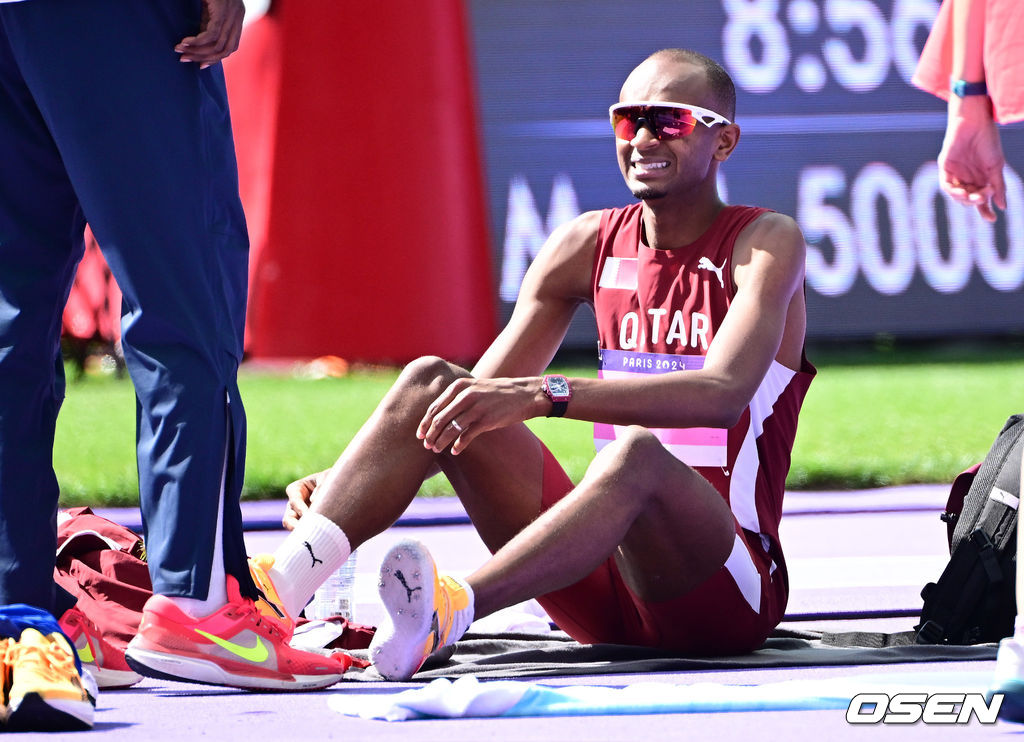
[
  {"xmin": 387, "ymin": 356, "xmax": 470, "ymax": 413},
  {"xmin": 587, "ymin": 426, "xmax": 666, "ymax": 485},
  {"xmin": 398, "ymin": 356, "xmax": 468, "ymax": 391},
  {"xmin": 607, "ymin": 426, "xmax": 663, "ymax": 459}
]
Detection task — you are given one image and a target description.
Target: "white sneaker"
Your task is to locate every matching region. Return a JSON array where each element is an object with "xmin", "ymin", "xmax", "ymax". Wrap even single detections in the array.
[{"xmin": 991, "ymin": 636, "xmax": 1024, "ymax": 722}]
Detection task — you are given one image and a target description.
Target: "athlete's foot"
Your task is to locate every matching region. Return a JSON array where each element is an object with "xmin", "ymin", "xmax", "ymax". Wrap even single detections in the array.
[{"xmin": 369, "ymin": 539, "xmax": 473, "ymax": 681}]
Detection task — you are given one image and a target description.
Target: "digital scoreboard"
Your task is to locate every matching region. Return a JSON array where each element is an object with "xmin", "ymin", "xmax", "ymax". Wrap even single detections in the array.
[{"xmin": 468, "ymin": 0, "xmax": 1024, "ymax": 345}]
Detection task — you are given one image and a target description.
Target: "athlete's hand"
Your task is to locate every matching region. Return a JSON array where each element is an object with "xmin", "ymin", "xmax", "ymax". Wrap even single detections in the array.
[
  {"xmin": 938, "ymin": 100, "xmax": 1007, "ymax": 223},
  {"xmin": 175, "ymin": 0, "xmax": 245, "ymax": 68},
  {"xmin": 282, "ymin": 470, "xmax": 328, "ymax": 531},
  {"xmin": 417, "ymin": 377, "xmax": 548, "ymax": 455}
]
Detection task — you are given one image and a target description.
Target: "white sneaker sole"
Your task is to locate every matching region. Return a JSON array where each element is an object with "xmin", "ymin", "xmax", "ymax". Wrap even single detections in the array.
[
  {"xmin": 124, "ymin": 644, "xmax": 344, "ymax": 691},
  {"xmin": 369, "ymin": 539, "xmax": 438, "ymax": 681},
  {"xmin": 88, "ymin": 664, "xmax": 143, "ymax": 689}
]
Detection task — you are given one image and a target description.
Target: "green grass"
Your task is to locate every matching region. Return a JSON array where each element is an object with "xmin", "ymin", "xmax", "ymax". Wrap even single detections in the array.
[
  {"xmin": 789, "ymin": 343, "xmax": 1024, "ymax": 488},
  {"xmin": 53, "ymin": 342, "xmax": 1024, "ymax": 507}
]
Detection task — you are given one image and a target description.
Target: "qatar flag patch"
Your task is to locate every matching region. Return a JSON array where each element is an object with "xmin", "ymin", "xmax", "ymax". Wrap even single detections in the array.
[{"xmin": 597, "ymin": 257, "xmax": 638, "ymax": 291}]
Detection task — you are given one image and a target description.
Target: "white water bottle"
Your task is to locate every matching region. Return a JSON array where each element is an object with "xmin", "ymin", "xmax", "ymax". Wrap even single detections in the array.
[{"xmin": 306, "ymin": 549, "xmax": 358, "ymax": 621}]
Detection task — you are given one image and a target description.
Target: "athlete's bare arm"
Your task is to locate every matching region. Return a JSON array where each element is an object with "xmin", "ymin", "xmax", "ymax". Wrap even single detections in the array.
[
  {"xmin": 472, "ymin": 211, "xmax": 601, "ymax": 379},
  {"xmin": 716, "ymin": 211, "xmax": 808, "ymax": 375},
  {"xmin": 414, "ymin": 212, "xmax": 601, "ymax": 455},
  {"xmin": 562, "ymin": 212, "xmax": 806, "ymax": 429},
  {"xmin": 419, "ymin": 210, "xmax": 806, "ymax": 454}
]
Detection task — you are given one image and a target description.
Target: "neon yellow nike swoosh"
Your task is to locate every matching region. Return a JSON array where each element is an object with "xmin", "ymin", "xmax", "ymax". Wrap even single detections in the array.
[
  {"xmin": 194, "ymin": 629, "xmax": 269, "ymax": 663},
  {"xmin": 77, "ymin": 643, "xmax": 95, "ymax": 664}
]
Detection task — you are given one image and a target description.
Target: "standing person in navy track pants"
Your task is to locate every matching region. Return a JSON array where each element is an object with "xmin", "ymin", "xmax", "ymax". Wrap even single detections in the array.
[{"xmin": 0, "ymin": 2, "xmax": 347, "ymax": 722}]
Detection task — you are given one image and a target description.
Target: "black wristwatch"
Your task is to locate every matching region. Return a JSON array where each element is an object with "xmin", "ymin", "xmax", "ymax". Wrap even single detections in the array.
[
  {"xmin": 541, "ymin": 374, "xmax": 572, "ymax": 418},
  {"xmin": 950, "ymin": 78, "xmax": 987, "ymax": 98}
]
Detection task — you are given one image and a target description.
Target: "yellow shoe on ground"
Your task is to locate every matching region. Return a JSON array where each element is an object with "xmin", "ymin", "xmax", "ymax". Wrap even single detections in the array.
[{"xmin": 5, "ymin": 628, "xmax": 94, "ymax": 732}]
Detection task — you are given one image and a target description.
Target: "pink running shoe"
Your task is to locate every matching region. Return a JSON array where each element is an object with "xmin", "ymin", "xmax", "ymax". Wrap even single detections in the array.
[
  {"xmin": 58, "ymin": 607, "xmax": 142, "ymax": 689},
  {"xmin": 124, "ymin": 575, "xmax": 350, "ymax": 690}
]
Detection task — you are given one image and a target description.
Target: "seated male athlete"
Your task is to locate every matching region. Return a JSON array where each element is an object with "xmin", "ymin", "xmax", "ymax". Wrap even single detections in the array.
[{"xmin": 250, "ymin": 48, "xmax": 815, "ymax": 680}]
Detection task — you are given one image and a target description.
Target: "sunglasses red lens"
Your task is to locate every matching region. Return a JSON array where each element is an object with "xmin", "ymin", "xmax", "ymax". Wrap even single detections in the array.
[{"xmin": 612, "ymin": 106, "xmax": 697, "ymax": 140}]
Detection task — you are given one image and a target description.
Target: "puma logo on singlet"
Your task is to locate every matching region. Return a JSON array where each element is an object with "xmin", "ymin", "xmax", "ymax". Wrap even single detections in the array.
[{"xmin": 697, "ymin": 256, "xmax": 726, "ymax": 289}]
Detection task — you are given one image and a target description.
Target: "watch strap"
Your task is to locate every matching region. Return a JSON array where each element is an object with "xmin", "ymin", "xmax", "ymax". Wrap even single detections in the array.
[
  {"xmin": 547, "ymin": 399, "xmax": 569, "ymax": 418},
  {"xmin": 950, "ymin": 78, "xmax": 987, "ymax": 97}
]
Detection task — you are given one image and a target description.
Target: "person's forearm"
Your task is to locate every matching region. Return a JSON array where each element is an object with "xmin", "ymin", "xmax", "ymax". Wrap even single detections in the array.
[
  {"xmin": 559, "ymin": 372, "xmax": 751, "ymax": 432},
  {"xmin": 951, "ymin": 0, "xmax": 986, "ymax": 84},
  {"xmin": 948, "ymin": 0, "xmax": 992, "ymax": 124}
]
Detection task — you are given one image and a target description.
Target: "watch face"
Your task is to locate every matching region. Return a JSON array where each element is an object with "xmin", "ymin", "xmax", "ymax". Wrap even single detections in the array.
[{"xmin": 546, "ymin": 376, "xmax": 570, "ymax": 397}]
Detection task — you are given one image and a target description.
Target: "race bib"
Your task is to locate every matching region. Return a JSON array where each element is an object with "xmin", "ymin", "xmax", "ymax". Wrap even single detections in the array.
[{"xmin": 594, "ymin": 348, "xmax": 728, "ymax": 467}]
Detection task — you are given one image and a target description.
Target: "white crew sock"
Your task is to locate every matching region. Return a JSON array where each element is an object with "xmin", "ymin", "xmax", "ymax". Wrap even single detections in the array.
[{"xmin": 270, "ymin": 512, "xmax": 352, "ymax": 617}]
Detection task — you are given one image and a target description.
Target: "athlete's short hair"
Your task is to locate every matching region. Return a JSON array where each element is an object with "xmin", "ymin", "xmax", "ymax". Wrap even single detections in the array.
[{"xmin": 649, "ymin": 48, "xmax": 736, "ymax": 121}]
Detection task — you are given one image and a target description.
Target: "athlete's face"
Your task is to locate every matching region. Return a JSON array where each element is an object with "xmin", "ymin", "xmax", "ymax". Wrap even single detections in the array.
[{"xmin": 615, "ymin": 58, "xmax": 735, "ymax": 201}]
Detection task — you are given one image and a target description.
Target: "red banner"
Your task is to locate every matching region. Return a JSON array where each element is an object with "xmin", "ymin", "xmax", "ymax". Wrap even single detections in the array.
[{"xmin": 225, "ymin": 1, "xmax": 496, "ymax": 362}]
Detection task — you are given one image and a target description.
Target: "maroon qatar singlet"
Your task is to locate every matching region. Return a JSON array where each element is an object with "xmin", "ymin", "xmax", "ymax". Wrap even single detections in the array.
[{"xmin": 590, "ymin": 202, "xmax": 815, "ymax": 590}]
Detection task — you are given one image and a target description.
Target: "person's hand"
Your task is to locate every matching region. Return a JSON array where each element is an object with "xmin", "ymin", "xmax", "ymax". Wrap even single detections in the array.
[
  {"xmin": 417, "ymin": 377, "xmax": 547, "ymax": 455},
  {"xmin": 938, "ymin": 98, "xmax": 1007, "ymax": 222},
  {"xmin": 175, "ymin": 0, "xmax": 245, "ymax": 68},
  {"xmin": 283, "ymin": 470, "xmax": 327, "ymax": 530}
]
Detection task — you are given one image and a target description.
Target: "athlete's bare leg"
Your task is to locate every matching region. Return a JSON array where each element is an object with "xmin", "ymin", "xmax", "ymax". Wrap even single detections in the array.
[
  {"xmin": 461, "ymin": 425, "xmax": 736, "ymax": 618},
  {"xmin": 308, "ymin": 356, "xmax": 736, "ymax": 622},
  {"xmin": 307, "ymin": 356, "xmax": 548, "ymax": 550}
]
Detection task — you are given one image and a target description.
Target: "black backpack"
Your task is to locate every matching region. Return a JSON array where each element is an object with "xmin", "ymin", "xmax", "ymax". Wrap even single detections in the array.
[{"xmin": 915, "ymin": 414, "xmax": 1024, "ymax": 645}]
